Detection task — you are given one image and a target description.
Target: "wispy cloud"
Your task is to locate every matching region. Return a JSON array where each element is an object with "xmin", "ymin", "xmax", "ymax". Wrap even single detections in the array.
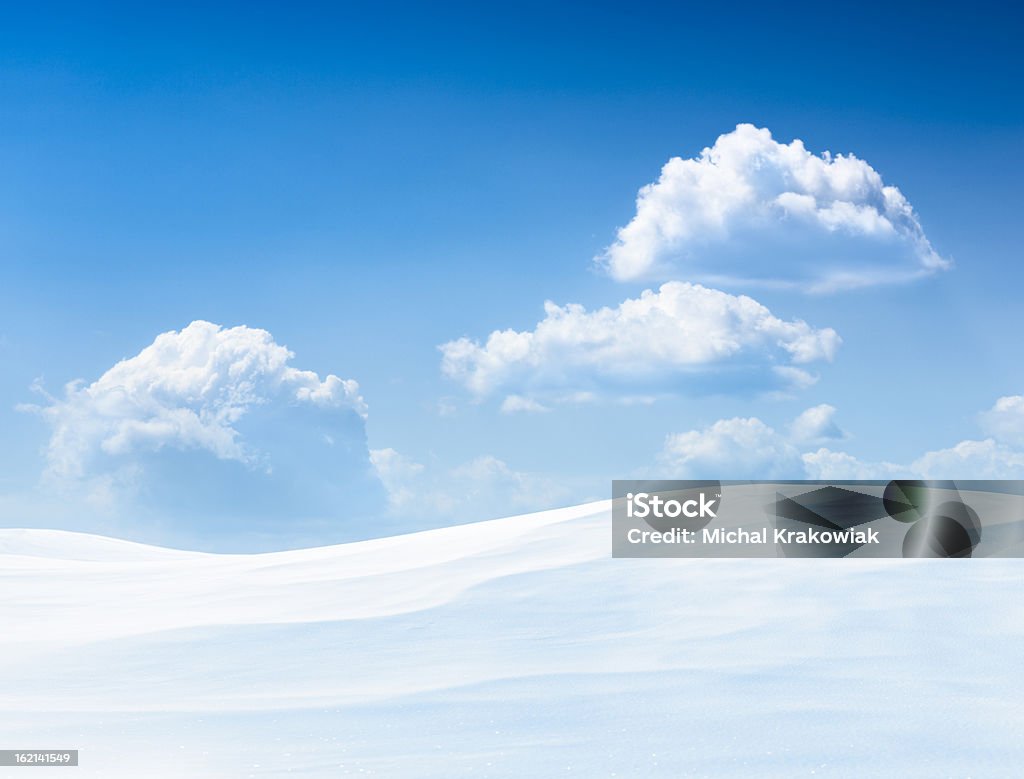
[{"xmin": 371, "ymin": 448, "xmax": 570, "ymax": 521}]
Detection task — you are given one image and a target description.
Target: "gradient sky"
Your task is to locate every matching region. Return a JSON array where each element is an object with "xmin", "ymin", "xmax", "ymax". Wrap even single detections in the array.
[{"xmin": 1, "ymin": 1, "xmax": 1022, "ymax": 549}]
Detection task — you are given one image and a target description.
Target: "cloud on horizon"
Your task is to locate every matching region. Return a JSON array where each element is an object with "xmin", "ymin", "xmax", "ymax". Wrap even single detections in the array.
[
  {"xmin": 658, "ymin": 398, "xmax": 1024, "ymax": 480},
  {"xmin": 440, "ymin": 281, "xmax": 840, "ymax": 408},
  {"xmin": 20, "ymin": 321, "xmax": 382, "ymax": 548},
  {"xmin": 807, "ymin": 394, "xmax": 1024, "ymax": 480},
  {"xmin": 370, "ymin": 447, "xmax": 571, "ymax": 523},
  {"xmin": 600, "ymin": 124, "xmax": 949, "ymax": 292},
  {"xmin": 23, "ymin": 321, "xmax": 367, "ymax": 483}
]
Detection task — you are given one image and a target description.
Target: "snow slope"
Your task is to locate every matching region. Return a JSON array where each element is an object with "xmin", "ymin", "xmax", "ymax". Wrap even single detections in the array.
[{"xmin": 1, "ymin": 501, "xmax": 1023, "ymax": 777}]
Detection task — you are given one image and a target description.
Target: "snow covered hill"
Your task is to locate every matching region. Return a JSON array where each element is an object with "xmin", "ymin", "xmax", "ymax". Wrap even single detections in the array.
[{"xmin": 1, "ymin": 501, "xmax": 1023, "ymax": 777}]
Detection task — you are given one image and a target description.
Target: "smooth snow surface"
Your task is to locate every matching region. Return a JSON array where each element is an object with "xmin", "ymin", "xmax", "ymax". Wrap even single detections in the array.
[{"xmin": 1, "ymin": 501, "xmax": 1022, "ymax": 777}]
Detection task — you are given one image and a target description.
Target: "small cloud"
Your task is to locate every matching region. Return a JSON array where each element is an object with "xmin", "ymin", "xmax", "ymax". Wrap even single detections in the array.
[
  {"xmin": 599, "ymin": 124, "xmax": 949, "ymax": 292},
  {"xmin": 371, "ymin": 448, "xmax": 570, "ymax": 521},
  {"xmin": 369, "ymin": 447, "xmax": 427, "ymax": 512},
  {"xmin": 435, "ymin": 397, "xmax": 458, "ymax": 417},
  {"xmin": 801, "ymin": 448, "xmax": 905, "ymax": 480},
  {"xmin": 616, "ymin": 395, "xmax": 657, "ymax": 407},
  {"xmin": 500, "ymin": 395, "xmax": 551, "ymax": 414},
  {"xmin": 771, "ymin": 366, "xmax": 819, "ymax": 392},
  {"xmin": 979, "ymin": 395, "xmax": 1024, "ymax": 447},
  {"xmin": 790, "ymin": 403, "xmax": 846, "ymax": 444},
  {"xmin": 658, "ymin": 416, "xmax": 805, "ymax": 479}
]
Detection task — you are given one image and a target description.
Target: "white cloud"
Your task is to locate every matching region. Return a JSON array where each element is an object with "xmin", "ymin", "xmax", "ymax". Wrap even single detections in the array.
[
  {"xmin": 803, "ymin": 395, "xmax": 1024, "ymax": 480},
  {"xmin": 600, "ymin": 124, "xmax": 949, "ymax": 292},
  {"xmin": 435, "ymin": 398, "xmax": 458, "ymax": 417},
  {"xmin": 24, "ymin": 320, "xmax": 367, "ymax": 483},
  {"xmin": 658, "ymin": 403, "xmax": 1024, "ymax": 481},
  {"xmin": 440, "ymin": 281, "xmax": 839, "ymax": 404},
  {"xmin": 15, "ymin": 321, "xmax": 385, "ymax": 548},
  {"xmin": 805, "ymin": 439, "xmax": 1024, "ymax": 481},
  {"xmin": 789, "ymin": 403, "xmax": 846, "ymax": 444},
  {"xmin": 910, "ymin": 439, "xmax": 1024, "ymax": 479},
  {"xmin": 371, "ymin": 448, "xmax": 569, "ymax": 521},
  {"xmin": 500, "ymin": 395, "xmax": 551, "ymax": 414},
  {"xmin": 369, "ymin": 447, "xmax": 426, "ymax": 512},
  {"xmin": 659, "ymin": 416, "xmax": 805, "ymax": 479},
  {"xmin": 801, "ymin": 448, "xmax": 905, "ymax": 480},
  {"xmin": 980, "ymin": 395, "xmax": 1024, "ymax": 447}
]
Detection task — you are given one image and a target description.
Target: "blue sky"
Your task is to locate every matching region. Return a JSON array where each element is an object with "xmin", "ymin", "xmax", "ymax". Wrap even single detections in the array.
[{"xmin": 1, "ymin": 1, "xmax": 1022, "ymax": 549}]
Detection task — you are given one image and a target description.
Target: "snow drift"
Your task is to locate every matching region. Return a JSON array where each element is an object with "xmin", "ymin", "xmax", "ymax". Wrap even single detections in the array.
[{"xmin": 1, "ymin": 502, "xmax": 1022, "ymax": 777}]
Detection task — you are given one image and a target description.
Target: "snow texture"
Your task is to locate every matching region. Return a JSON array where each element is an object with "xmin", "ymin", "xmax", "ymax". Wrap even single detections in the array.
[{"xmin": 1, "ymin": 502, "xmax": 1022, "ymax": 777}]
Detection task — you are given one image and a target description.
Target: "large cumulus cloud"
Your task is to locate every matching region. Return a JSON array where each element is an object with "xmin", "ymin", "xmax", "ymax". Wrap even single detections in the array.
[
  {"xmin": 440, "ymin": 281, "xmax": 840, "ymax": 407},
  {"xmin": 21, "ymin": 321, "xmax": 381, "ymax": 548},
  {"xmin": 27, "ymin": 320, "xmax": 366, "ymax": 480},
  {"xmin": 600, "ymin": 124, "xmax": 949, "ymax": 292}
]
